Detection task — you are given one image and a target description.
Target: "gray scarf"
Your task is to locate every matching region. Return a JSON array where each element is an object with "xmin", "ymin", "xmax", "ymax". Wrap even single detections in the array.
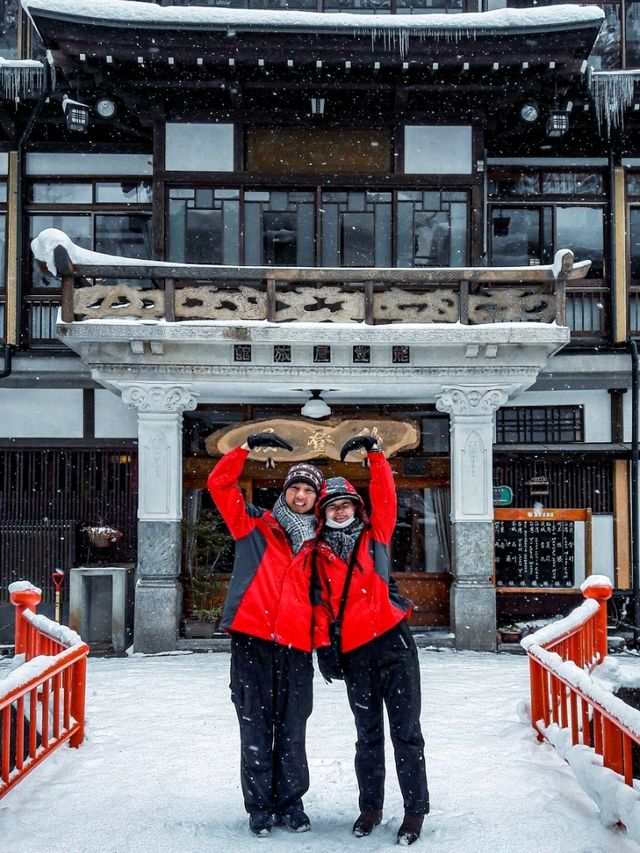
[
  {"xmin": 272, "ymin": 493, "xmax": 317, "ymax": 554},
  {"xmin": 321, "ymin": 518, "xmax": 365, "ymax": 563}
]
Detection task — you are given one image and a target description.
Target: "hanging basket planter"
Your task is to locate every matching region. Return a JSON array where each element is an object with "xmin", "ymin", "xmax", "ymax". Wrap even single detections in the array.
[{"xmin": 82, "ymin": 525, "xmax": 123, "ymax": 549}]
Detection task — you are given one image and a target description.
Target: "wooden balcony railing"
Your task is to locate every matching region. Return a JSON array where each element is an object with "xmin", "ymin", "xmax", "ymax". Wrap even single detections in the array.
[{"xmin": 32, "ymin": 233, "xmax": 592, "ymax": 327}]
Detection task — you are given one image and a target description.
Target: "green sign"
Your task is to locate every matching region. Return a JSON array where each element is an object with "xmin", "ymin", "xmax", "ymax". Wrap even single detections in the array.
[{"xmin": 493, "ymin": 485, "xmax": 513, "ymax": 507}]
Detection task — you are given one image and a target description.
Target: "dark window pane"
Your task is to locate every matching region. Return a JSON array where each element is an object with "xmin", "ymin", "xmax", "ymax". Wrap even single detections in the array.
[
  {"xmin": 29, "ymin": 183, "xmax": 92, "ymax": 204},
  {"xmin": 29, "ymin": 214, "xmax": 92, "ymax": 289},
  {"xmin": 95, "ymin": 182, "xmax": 152, "ymax": 203},
  {"xmin": 95, "ymin": 214, "xmax": 152, "ymax": 259},
  {"xmin": 488, "ymin": 171, "xmax": 540, "ymax": 197},
  {"xmin": 0, "ymin": 0, "xmax": 18, "ymax": 58},
  {"xmin": 491, "ymin": 208, "xmax": 542, "ymax": 267},
  {"xmin": 342, "ymin": 212, "xmax": 374, "ymax": 266},
  {"xmin": 589, "ymin": 4, "xmax": 621, "ymax": 69},
  {"xmin": 556, "ymin": 207, "xmax": 604, "ymax": 278},
  {"xmin": 630, "ymin": 208, "xmax": 640, "ymax": 279},
  {"xmin": 542, "ymin": 172, "xmax": 604, "ymax": 195},
  {"xmin": 262, "ymin": 211, "xmax": 297, "ymax": 265},
  {"xmin": 627, "ymin": 3, "xmax": 640, "ymax": 67}
]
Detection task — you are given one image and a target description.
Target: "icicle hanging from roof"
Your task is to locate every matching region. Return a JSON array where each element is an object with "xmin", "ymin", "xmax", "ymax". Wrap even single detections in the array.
[
  {"xmin": 0, "ymin": 59, "xmax": 46, "ymax": 101},
  {"xmin": 589, "ymin": 69, "xmax": 640, "ymax": 137}
]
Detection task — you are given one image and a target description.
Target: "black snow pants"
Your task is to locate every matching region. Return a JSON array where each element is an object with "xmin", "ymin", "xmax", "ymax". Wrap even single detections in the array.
[
  {"xmin": 342, "ymin": 621, "xmax": 429, "ymax": 816},
  {"xmin": 230, "ymin": 633, "xmax": 313, "ymax": 816}
]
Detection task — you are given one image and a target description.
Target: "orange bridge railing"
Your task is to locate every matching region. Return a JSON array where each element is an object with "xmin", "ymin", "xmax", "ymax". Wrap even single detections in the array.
[
  {"xmin": 522, "ymin": 575, "xmax": 640, "ymax": 838},
  {"xmin": 0, "ymin": 581, "xmax": 89, "ymax": 799}
]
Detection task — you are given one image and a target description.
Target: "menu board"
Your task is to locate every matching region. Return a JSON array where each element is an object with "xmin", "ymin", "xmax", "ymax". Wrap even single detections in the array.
[{"xmin": 494, "ymin": 509, "xmax": 591, "ymax": 589}]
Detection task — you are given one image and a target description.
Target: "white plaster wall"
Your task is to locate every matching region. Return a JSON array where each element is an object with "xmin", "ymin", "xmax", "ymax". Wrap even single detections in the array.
[
  {"xmin": 622, "ymin": 392, "xmax": 637, "ymax": 443},
  {"xmin": 94, "ymin": 390, "xmax": 138, "ymax": 439},
  {"xmin": 0, "ymin": 389, "xmax": 83, "ymax": 437},
  {"xmin": 508, "ymin": 389, "xmax": 611, "ymax": 442},
  {"xmin": 572, "ymin": 515, "xmax": 614, "ymax": 586}
]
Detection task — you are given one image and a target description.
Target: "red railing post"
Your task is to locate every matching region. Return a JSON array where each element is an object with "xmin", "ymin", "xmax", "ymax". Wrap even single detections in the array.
[
  {"xmin": 69, "ymin": 655, "xmax": 87, "ymax": 748},
  {"xmin": 10, "ymin": 583, "xmax": 42, "ymax": 655},
  {"xmin": 581, "ymin": 579, "xmax": 613, "ymax": 663}
]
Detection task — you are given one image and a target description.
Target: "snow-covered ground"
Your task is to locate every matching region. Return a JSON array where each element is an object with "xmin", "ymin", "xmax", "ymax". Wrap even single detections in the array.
[{"xmin": 1, "ymin": 648, "xmax": 639, "ymax": 853}]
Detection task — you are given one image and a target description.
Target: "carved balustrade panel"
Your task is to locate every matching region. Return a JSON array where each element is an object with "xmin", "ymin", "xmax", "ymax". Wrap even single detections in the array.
[
  {"xmin": 74, "ymin": 285, "xmax": 165, "ymax": 319},
  {"xmin": 373, "ymin": 287, "xmax": 459, "ymax": 323},
  {"xmin": 175, "ymin": 286, "xmax": 268, "ymax": 320},
  {"xmin": 274, "ymin": 286, "xmax": 364, "ymax": 323},
  {"xmin": 468, "ymin": 286, "xmax": 556, "ymax": 324}
]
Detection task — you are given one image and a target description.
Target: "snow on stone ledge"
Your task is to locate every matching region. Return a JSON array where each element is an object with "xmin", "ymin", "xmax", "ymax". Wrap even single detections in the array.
[
  {"xmin": 32, "ymin": 227, "xmax": 590, "ymax": 279},
  {"xmin": 21, "ymin": 0, "xmax": 605, "ymax": 35}
]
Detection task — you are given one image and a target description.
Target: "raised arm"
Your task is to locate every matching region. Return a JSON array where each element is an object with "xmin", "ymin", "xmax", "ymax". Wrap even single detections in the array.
[{"xmin": 207, "ymin": 446, "xmax": 255, "ymax": 540}]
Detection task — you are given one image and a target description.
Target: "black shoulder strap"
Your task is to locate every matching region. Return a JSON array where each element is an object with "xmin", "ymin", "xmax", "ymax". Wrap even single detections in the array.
[{"xmin": 334, "ymin": 534, "xmax": 363, "ymax": 637}]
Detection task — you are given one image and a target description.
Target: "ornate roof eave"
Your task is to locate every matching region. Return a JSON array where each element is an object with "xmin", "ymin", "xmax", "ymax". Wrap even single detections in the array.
[{"xmin": 23, "ymin": 1, "xmax": 604, "ymax": 71}]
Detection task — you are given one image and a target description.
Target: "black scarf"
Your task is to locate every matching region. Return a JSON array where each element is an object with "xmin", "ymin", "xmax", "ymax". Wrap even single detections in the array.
[{"xmin": 321, "ymin": 517, "xmax": 365, "ymax": 563}]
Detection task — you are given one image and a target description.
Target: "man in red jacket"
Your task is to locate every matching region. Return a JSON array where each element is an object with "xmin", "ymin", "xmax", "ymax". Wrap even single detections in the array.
[
  {"xmin": 314, "ymin": 435, "xmax": 429, "ymax": 846},
  {"xmin": 208, "ymin": 432, "xmax": 323, "ymax": 837}
]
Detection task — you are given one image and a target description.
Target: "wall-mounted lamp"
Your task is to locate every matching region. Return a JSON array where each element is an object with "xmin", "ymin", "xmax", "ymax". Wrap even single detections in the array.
[
  {"xmin": 519, "ymin": 102, "xmax": 540, "ymax": 124},
  {"xmin": 310, "ymin": 97, "xmax": 325, "ymax": 117},
  {"xmin": 95, "ymin": 97, "xmax": 117, "ymax": 119},
  {"xmin": 62, "ymin": 95, "xmax": 90, "ymax": 132},
  {"xmin": 301, "ymin": 389, "xmax": 331, "ymax": 419},
  {"xmin": 546, "ymin": 110, "xmax": 569, "ymax": 138}
]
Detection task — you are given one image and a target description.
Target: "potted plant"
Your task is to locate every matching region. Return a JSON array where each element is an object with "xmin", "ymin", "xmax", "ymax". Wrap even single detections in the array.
[
  {"xmin": 181, "ymin": 508, "xmax": 232, "ymax": 638},
  {"xmin": 183, "ymin": 606, "xmax": 223, "ymax": 639}
]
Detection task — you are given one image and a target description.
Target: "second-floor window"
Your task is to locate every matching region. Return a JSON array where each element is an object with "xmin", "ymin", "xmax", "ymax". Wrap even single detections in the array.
[{"xmin": 168, "ymin": 186, "xmax": 469, "ymax": 268}]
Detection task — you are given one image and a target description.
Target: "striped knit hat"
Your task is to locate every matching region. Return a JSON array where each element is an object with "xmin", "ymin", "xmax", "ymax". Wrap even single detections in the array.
[{"xmin": 283, "ymin": 462, "xmax": 324, "ymax": 495}]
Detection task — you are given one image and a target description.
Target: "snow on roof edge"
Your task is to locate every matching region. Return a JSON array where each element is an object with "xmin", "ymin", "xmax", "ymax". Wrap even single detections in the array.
[{"xmin": 20, "ymin": 0, "xmax": 605, "ymax": 36}]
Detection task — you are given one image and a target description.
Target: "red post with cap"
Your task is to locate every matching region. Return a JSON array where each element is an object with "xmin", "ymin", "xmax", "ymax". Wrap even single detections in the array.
[
  {"xmin": 582, "ymin": 580, "xmax": 612, "ymax": 663},
  {"xmin": 10, "ymin": 584, "xmax": 42, "ymax": 656}
]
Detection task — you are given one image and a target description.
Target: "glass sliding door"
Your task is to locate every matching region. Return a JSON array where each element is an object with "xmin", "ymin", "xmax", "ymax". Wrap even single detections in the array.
[
  {"xmin": 396, "ymin": 190, "xmax": 468, "ymax": 267},
  {"xmin": 321, "ymin": 191, "xmax": 392, "ymax": 267},
  {"xmin": 168, "ymin": 188, "xmax": 240, "ymax": 265},
  {"xmin": 244, "ymin": 190, "xmax": 315, "ymax": 266}
]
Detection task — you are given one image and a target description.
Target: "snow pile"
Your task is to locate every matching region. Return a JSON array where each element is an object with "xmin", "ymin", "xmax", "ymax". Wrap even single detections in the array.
[
  {"xmin": 541, "ymin": 723, "xmax": 640, "ymax": 845},
  {"xmin": 581, "ymin": 574, "xmax": 614, "ymax": 593},
  {"xmin": 0, "ymin": 653, "xmax": 60, "ymax": 699}
]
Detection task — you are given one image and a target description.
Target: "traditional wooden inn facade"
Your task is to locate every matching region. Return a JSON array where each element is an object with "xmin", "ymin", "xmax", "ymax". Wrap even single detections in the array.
[{"xmin": 0, "ymin": 0, "xmax": 639, "ymax": 653}]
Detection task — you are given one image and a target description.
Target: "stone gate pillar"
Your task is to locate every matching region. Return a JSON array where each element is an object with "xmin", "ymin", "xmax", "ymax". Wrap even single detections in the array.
[
  {"xmin": 121, "ymin": 383, "xmax": 198, "ymax": 653},
  {"xmin": 436, "ymin": 385, "xmax": 509, "ymax": 651}
]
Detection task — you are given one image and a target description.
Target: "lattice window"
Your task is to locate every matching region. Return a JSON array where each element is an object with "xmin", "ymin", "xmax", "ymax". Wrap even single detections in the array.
[{"xmin": 495, "ymin": 406, "xmax": 584, "ymax": 444}]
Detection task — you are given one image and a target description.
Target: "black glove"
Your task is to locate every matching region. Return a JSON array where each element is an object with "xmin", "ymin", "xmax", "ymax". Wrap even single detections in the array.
[
  {"xmin": 246, "ymin": 432, "xmax": 293, "ymax": 451},
  {"xmin": 316, "ymin": 646, "xmax": 344, "ymax": 683},
  {"xmin": 340, "ymin": 435, "xmax": 379, "ymax": 462}
]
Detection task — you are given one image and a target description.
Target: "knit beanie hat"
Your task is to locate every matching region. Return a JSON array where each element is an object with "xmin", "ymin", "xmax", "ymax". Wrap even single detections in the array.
[
  {"xmin": 318, "ymin": 476, "xmax": 364, "ymax": 514},
  {"xmin": 283, "ymin": 462, "xmax": 324, "ymax": 496}
]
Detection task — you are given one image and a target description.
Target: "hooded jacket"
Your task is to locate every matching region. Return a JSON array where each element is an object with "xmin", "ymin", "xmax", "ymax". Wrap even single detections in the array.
[
  {"xmin": 207, "ymin": 446, "xmax": 315, "ymax": 652},
  {"xmin": 313, "ymin": 451, "xmax": 412, "ymax": 654}
]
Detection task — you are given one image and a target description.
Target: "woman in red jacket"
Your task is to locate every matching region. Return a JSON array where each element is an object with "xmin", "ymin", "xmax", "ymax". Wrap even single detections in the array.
[
  {"xmin": 208, "ymin": 432, "xmax": 323, "ymax": 838},
  {"xmin": 314, "ymin": 435, "xmax": 429, "ymax": 846}
]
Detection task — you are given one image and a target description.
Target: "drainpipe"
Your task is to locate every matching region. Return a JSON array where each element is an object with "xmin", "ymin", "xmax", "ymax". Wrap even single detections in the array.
[
  {"xmin": 631, "ymin": 339, "xmax": 639, "ymax": 645},
  {"xmin": 0, "ymin": 63, "xmax": 51, "ymax": 381}
]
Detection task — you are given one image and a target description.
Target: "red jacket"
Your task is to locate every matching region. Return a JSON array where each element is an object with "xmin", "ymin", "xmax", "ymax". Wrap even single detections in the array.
[
  {"xmin": 207, "ymin": 446, "xmax": 315, "ymax": 652},
  {"xmin": 313, "ymin": 452, "xmax": 412, "ymax": 654}
]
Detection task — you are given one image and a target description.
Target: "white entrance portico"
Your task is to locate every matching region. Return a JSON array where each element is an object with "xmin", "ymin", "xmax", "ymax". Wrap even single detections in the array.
[{"xmin": 34, "ymin": 231, "xmax": 583, "ymax": 652}]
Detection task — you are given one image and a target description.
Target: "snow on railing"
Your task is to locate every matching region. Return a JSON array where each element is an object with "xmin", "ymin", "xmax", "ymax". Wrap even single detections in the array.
[
  {"xmin": 0, "ymin": 581, "xmax": 89, "ymax": 800},
  {"xmin": 521, "ymin": 576, "xmax": 640, "ymax": 843}
]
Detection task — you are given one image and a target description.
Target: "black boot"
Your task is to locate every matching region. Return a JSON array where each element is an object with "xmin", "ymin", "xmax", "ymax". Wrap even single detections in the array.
[
  {"xmin": 353, "ymin": 810, "xmax": 383, "ymax": 838},
  {"xmin": 249, "ymin": 810, "xmax": 272, "ymax": 837},
  {"xmin": 396, "ymin": 812, "xmax": 424, "ymax": 846}
]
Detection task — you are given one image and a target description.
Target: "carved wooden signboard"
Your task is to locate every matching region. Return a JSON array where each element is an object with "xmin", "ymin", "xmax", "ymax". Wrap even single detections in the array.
[
  {"xmin": 494, "ymin": 508, "xmax": 592, "ymax": 589},
  {"xmin": 205, "ymin": 417, "xmax": 419, "ymax": 462}
]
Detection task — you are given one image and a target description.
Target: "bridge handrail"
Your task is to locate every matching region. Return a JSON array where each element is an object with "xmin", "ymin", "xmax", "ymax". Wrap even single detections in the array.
[
  {"xmin": 0, "ymin": 582, "xmax": 89, "ymax": 800},
  {"xmin": 522, "ymin": 576, "xmax": 640, "ymax": 789}
]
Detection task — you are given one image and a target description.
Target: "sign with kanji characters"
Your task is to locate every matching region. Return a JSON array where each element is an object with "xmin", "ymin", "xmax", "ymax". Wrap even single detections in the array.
[{"xmin": 494, "ymin": 508, "xmax": 592, "ymax": 589}]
